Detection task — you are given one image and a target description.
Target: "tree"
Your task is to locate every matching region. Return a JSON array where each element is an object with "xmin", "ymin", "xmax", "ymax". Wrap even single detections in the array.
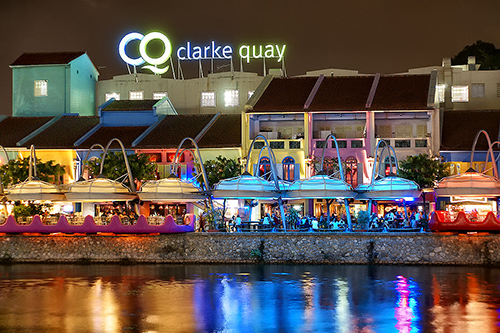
[
  {"xmin": 0, "ymin": 158, "xmax": 66, "ymax": 188},
  {"xmin": 202, "ymin": 155, "xmax": 242, "ymax": 190},
  {"xmin": 398, "ymin": 153, "xmax": 450, "ymax": 189},
  {"xmin": 452, "ymin": 40, "xmax": 500, "ymax": 70},
  {"xmin": 86, "ymin": 152, "xmax": 156, "ymax": 188},
  {"xmin": 398, "ymin": 154, "xmax": 450, "ymax": 229}
]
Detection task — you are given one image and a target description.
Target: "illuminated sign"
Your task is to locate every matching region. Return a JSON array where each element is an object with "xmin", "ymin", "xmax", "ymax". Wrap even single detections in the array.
[
  {"xmin": 450, "ymin": 196, "xmax": 488, "ymax": 203},
  {"xmin": 177, "ymin": 41, "xmax": 232, "ymax": 60},
  {"xmin": 239, "ymin": 44, "xmax": 286, "ymax": 63},
  {"xmin": 119, "ymin": 32, "xmax": 172, "ymax": 75},
  {"xmin": 119, "ymin": 31, "xmax": 286, "ymax": 73}
]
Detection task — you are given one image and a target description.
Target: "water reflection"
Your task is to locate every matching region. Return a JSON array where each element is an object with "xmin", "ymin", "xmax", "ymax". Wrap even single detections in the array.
[{"xmin": 0, "ymin": 265, "xmax": 499, "ymax": 332}]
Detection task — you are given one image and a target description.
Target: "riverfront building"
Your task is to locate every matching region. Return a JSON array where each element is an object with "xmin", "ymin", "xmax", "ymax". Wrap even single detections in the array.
[{"xmin": 4, "ymin": 48, "xmax": 500, "ymax": 221}]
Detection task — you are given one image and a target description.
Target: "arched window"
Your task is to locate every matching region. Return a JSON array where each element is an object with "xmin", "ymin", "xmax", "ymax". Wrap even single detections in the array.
[
  {"xmin": 259, "ymin": 156, "xmax": 271, "ymax": 180},
  {"xmin": 384, "ymin": 156, "xmax": 397, "ymax": 175},
  {"xmin": 345, "ymin": 156, "xmax": 358, "ymax": 187},
  {"xmin": 282, "ymin": 156, "xmax": 295, "ymax": 181}
]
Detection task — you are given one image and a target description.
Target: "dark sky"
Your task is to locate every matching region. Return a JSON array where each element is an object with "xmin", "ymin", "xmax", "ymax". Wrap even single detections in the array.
[{"xmin": 2, "ymin": 0, "xmax": 500, "ymax": 116}]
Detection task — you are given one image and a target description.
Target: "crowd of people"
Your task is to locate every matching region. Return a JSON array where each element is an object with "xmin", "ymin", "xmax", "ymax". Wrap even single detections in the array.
[{"xmin": 369, "ymin": 209, "xmax": 429, "ymax": 230}]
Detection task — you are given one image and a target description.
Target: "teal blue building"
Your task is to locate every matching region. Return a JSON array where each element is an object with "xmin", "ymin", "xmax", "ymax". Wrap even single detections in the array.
[{"xmin": 10, "ymin": 52, "xmax": 99, "ymax": 117}]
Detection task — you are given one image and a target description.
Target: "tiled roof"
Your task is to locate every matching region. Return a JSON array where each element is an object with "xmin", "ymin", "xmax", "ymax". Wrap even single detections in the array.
[
  {"xmin": 441, "ymin": 110, "xmax": 500, "ymax": 151},
  {"xmin": 252, "ymin": 77, "xmax": 318, "ymax": 112},
  {"xmin": 102, "ymin": 100, "xmax": 158, "ymax": 111},
  {"xmin": 10, "ymin": 52, "xmax": 86, "ymax": 66},
  {"xmin": 250, "ymin": 74, "xmax": 431, "ymax": 113},
  {"xmin": 135, "ymin": 115, "xmax": 215, "ymax": 149},
  {"xmin": 309, "ymin": 76, "xmax": 375, "ymax": 111},
  {"xmin": 198, "ymin": 115, "xmax": 241, "ymax": 148},
  {"xmin": 77, "ymin": 126, "xmax": 149, "ymax": 149},
  {"xmin": 0, "ymin": 117, "xmax": 54, "ymax": 147},
  {"xmin": 370, "ymin": 75, "xmax": 431, "ymax": 110},
  {"xmin": 24, "ymin": 116, "xmax": 100, "ymax": 148}
]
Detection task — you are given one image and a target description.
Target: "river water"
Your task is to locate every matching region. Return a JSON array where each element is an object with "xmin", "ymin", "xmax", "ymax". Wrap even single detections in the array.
[{"xmin": 0, "ymin": 264, "xmax": 498, "ymax": 332}]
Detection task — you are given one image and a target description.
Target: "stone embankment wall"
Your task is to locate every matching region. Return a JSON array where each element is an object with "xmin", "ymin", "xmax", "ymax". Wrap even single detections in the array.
[{"xmin": 0, "ymin": 232, "xmax": 499, "ymax": 265}]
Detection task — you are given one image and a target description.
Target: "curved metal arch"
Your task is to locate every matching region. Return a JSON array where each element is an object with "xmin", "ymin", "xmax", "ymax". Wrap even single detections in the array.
[
  {"xmin": 253, "ymin": 144, "xmax": 278, "ymax": 178},
  {"xmin": 319, "ymin": 134, "xmax": 346, "ymax": 181},
  {"xmin": 245, "ymin": 135, "xmax": 287, "ymax": 231},
  {"xmin": 471, "ymin": 130, "xmax": 498, "ymax": 178},
  {"xmin": 28, "ymin": 145, "xmax": 37, "ymax": 181},
  {"xmin": 99, "ymin": 138, "xmax": 137, "ymax": 193},
  {"xmin": 371, "ymin": 140, "xmax": 398, "ymax": 184},
  {"xmin": 245, "ymin": 135, "xmax": 281, "ymax": 190},
  {"xmin": 0, "ymin": 145, "xmax": 10, "ymax": 165},
  {"xmin": 79, "ymin": 143, "xmax": 106, "ymax": 181},
  {"xmin": 172, "ymin": 137, "xmax": 211, "ymax": 193}
]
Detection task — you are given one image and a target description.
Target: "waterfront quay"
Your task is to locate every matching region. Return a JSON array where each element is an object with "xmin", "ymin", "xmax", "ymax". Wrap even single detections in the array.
[{"xmin": 0, "ymin": 232, "xmax": 499, "ymax": 265}]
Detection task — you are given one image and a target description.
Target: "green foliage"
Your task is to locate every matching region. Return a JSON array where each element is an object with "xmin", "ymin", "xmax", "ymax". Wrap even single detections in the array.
[
  {"xmin": 13, "ymin": 202, "xmax": 51, "ymax": 218},
  {"xmin": 249, "ymin": 249, "xmax": 263, "ymax": 260},
  {"xmin": 286, "ymin": 206, "xmax": 301, "ymax": 227},
  {"xmin": 452, "ymin": 40, "xmax": 500, "ymax": 70},
  {"xmin": 356, "ymin": 210, "xmax": 370, "ymax": 230},
  {"xmin": 87, "ymin": 152, "xmax": 156, "ymax": 186},
  {"xmin": 203, "ymin": 155, "xmax": 242, "ymax": 189},
  {"xmin": 398, "ymin": 154, "xmax": 450, "ymax": 189},
  {"xmin": 0, "ymin": 158, "xmax": 66, "ymax": 188}
]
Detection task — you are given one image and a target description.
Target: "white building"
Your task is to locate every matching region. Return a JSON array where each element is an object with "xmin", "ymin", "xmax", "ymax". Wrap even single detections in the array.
[{"xmin": 96, "ymin": 71, "xmax": 265, "ymax": 115}]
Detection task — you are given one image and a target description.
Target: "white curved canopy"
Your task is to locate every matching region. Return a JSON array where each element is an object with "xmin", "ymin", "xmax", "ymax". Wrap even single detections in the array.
[
  {"xmin": 435, "ymin": 171, "xmax": 500, "ymax": 197},
  {"xmin": 285, "ymin": 175, "xmax": 355, "ymax": 199},
  {"xmin": 138, "ymin": 177, "xmax": 205, "ymax": 202},
  {"xmin": 6, "ymin": 179, "xmax": 65, "ymax": 201},
  {"xmin": 63, "ymin": 177, "xmax": 136, "ymax": 202},
  {"xmin": 356, "ymin": 176, "xmax": 421, "ymax": 200},
  {"xmin": 212, "ymin": 173, "xmax": 283, "ymax": 199}
]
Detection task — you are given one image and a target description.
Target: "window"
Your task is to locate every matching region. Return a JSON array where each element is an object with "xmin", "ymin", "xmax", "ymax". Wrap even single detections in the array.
[
  {"xmin": 247, "ymin": 90, "xmax": 255, "ymax": 100},
  {"xmin": 471, "ymin": 83, "xmax": 485, "ymax": 98},
  {"xmin": 345, "ymin": 156, "xmax": 358, "ymax": 187},
  {"xmin": 129, "ymin": 91, "xmax": 144, "ymax": 100},
  {"xmin": 270, "ymin": 141, "xmax": 285, "ymax": 149},
  {"xmin": 282, "ymin": 157, "xmax": 295, "ymax": 181},
  {"xmin": 224, "ymin": 89, "xmax": 239, "ymax": 107},
  {"xmin": 258, "ymin": 156, "xmax": 271, "ymax": 180},
  {"xmin": 201, "ymin": 92, "xmax": 216, "ymax": 107},
  {"xmin": 436, "ymin": 84, "xmax": 445, "ymax": 103},
  {"xmin": 351, "ymin": 140, "xmax": 363, "ymax": 148},
  {"xmin": 451, "ymin": 86, "xmax": 469, "ymax": 102},
  {"xmin": 105, "ymin": 93, "xmax": 120, "ymax": 101},
  {"xmin": 34, "ymin": 80, "xmax": 48, "ymax": 97},
  {"xmin": 153, "ymin": 92, "xmax": 167, "ymax": 100},
  {"xmin": 395, "ymin": 139, "xmax": 411, "ymax": 148},
  {"xmin": 415, "ymin": 139, "xmax": 428, "ymax": 147}
]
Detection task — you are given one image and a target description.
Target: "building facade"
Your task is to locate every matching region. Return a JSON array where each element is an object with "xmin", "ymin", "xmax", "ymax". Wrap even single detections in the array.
[{"xmin": 10, "ymin": 52, "xmax": 99, "ymax": 117}]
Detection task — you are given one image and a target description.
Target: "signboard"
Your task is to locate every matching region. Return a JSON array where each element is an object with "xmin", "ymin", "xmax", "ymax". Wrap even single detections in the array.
[{"xmin": 119, "ymin": 31, "xmax": 286, "ymax": 74}]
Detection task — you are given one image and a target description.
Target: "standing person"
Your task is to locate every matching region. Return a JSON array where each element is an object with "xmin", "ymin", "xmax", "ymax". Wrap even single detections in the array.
[{"xmin": 235, "ymin": 215, "xmax": 242, "ymax": 232}]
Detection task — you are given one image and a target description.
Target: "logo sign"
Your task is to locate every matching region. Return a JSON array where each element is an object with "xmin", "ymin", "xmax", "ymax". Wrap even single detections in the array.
[
  {"xmin": 119, "ymin": 31, "xmax": 286, "ymax": 73},
  {"xmin": 119, "ymin": 32, "xmax": 172, "ymax": 75}
]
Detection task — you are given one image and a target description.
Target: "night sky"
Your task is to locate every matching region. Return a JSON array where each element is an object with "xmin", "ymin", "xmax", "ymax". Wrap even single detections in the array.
[{"xmin": 2, "ymin": 0, "xmax": 500, "ymax": 116}]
